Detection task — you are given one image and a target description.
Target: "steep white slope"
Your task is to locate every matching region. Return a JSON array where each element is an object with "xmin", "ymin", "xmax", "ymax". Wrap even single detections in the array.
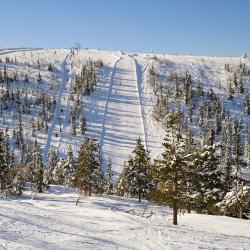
[
  {"xmin": 0, "ymin": 187, "xmax": 249, "ymax": 249},
  {"xmin": 133, "ymin": 56, "xmax": 165, "ymax": 159},
  {"xmin": 100, "ymin": 55, "xmax": 145, "ymax": 175}
]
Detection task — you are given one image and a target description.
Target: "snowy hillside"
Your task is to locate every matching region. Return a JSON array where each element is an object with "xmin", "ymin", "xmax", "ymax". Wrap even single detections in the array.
[
  {"xmin": 0, "ymin": 48, "xmax": 250, "ymax": 249},
  {"xmin": 0, "ymin": 185, "xmax": 249, "ymax": 249},
  {"xmin": 1, "ymin": 48, "xmax": 250, "ymax": 177}
]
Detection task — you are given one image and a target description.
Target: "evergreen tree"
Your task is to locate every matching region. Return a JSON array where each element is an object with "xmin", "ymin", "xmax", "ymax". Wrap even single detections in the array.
[
  {"xmin": 37, "ymin": 72, "xmax": 42, "ymax": 84},
  {"xmin": 80, "ymin": 116, "xmax": 87, "ymax": 135},
  {"xmin": 62, "ymin": 146, "xmax": 76, "ymax": 187},
  {"xmin": 124, "ymin": 137, "xmax": 151, "ymax": 202},
  {"xmin": 44, "ymin": 148, "xmax": 59, "ymax": 185},
  {"xmin": 229, "ymin": 121, "xmax": 247, "ymax": 218},
  {"xmin": 52, "ymin": 159, "xmax": 65, "ymax": 185},
  {"xmin": 192, "ymin": 141, "xmax": 223, "ymax": 213},
  {"xmin": 74, "ymin": 138, "xmax": 103, "ymax": 196},
  {"xmin": 0, "ymin": 131, "xmax": 8, "ymax": 192},
  {"xmin": 48, "ymin": 63, "xmax": 53, "ymax": 72},
  {"xmin": 93, "ymin": 162, "xmax": 104, "ymax": 195},
  {"xmin": 151, "ymin": 112, "xmax": 191, "ymax": 225},
  {"xmin": 227, "ymin": 79, "xmax": 234, "ymax": 100},
  {"xmin": 29, "ymin": 141, "xmax": 44, "ymax": 193},
  {"xmin": 116, "ymin": 161, "xmax": 129, "ymax": 197},
  {"xmin": 37, "ymin": 60, "xmax": 40, "ymax": 70},
  {"xmin": 24, "ymin": 73, "xmax": 29, "ymax": 83},
  {"xmin": 105, "ymin": 159, "xmax": 114, "ymax": 195},
  {"xmin": 71, "ymin": 117, "xmax": 76, "ymax": 136}
]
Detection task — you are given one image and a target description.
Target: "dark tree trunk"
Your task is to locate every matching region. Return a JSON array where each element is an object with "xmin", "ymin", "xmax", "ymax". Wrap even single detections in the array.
[
  {"xmin": 173, "ymin": 201, "xmax": 178, "ymax": 225},
  {"xmin": 239, "ymin": 205, "xmax": 243, "ymax": 219}
]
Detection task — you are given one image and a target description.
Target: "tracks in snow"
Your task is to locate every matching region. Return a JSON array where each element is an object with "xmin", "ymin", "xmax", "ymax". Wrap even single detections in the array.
[
  {"xmin": 100, "ymin": 55, "xmax": 147, "ymax": 175},
  {"xmin": 43, "ymin": 54, "xmax": 69, "ymax": 162}
]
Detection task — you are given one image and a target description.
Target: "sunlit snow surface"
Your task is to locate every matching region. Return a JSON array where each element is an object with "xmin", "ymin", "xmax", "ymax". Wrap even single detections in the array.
[
  {"xmin": 0, "ymin": 48, "xmax": 250, "ymax": 249},
  {"xmin": 0, "ymin": 185, "xmax": 249, "ymax": 249},
  {"xmin": 1, "ymin": 48, "xmax": 250, "ymax": 178}
]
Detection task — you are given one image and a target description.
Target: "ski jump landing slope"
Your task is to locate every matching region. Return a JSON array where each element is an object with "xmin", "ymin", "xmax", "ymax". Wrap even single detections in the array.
[{"xmin": 100, "ymin": 55, "xmax": 145, "ymax": 175}]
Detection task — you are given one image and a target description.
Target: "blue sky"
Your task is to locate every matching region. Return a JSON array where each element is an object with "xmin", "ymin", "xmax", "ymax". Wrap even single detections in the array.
[{"xmin": 1, "ymin": 0, "xmax": 250, "ymax": 56}]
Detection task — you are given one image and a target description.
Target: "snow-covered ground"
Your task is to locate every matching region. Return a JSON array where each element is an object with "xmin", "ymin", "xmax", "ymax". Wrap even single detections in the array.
[
  {"xmin": 0, "ymin": 48, "xmax": 250, "ymax": 249},
  {"xmin": 1, "ymin": 48, "xmax": 250, "ymax": 177},
  {"xmin": 0, "ymin": 186, "xmax": 249, "ymax": 249}
]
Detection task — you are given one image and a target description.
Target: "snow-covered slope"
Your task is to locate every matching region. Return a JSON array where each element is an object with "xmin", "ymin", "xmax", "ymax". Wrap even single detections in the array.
[
  {"xmin": 1, "ymin": 48, "xmax": 250, "ymax": 177},
  {"xmin": 0, "ymin": 186, "xmax": 249, "ymax": 249}
]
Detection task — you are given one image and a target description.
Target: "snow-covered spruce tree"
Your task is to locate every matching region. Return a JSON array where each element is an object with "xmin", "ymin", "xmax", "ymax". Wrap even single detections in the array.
[
  {"xmin": 13, "ymin": 70, "xmax": 18, "ymax": 82},
  {"xmin": 0, "ymin": 131, "xmax": 8, "ymax": 192},
  {"xmin": 191, "ymin": 129, "xmax": 223, "ymax": 214},
  {"xmin": 152, "ymin": 95, "xmax": 167, "ymax": 122},
  {"xmin": 105, "ymin": 158, "xmax": 114, "ymax": 195},
  {"xmin": 52, "ymin": 158, "xmax": 65, "ymax": 185},
  {"xmin": 24, "ymin": 73, "xmax": 29, "ymax": 83},
  {"xmin": 44, "ymin": 148, "xmax": 59, "ymax": 185},
  {"xmin": 151, "ymin": 111, "xmax": 192, "ymax": 225},
  {"xmin": 37, "ymin": 72, "xmax": 42, "ymax": 84},
  {"xmin": 62, "ymin": 146, "xmax": 76, "ymax": 187},
  {"xmin": 0, "ymin": 69, "xmax": 3, "ymax": 83},
  {"xmin": 220, "ymin": 120, "xmax": 249, "ymax": 218},
  {"xmin": 48, "ymin": 63, "xmax": 53, "ymax": 72},
  {"xmin": 74, "ymin": 138, "xmax": 104, "ymax": 196},
  {"xmin": 37, "ymin": 60, "xmax": 40, "ymax": 70},
  {"xmin": 222, "ymin": 135, "xmax": 233, "ymax": 194},
  {"xmin": 116, "ymin": 160, "xmax": 129, "ymax": 197},
  {"xmin": 16, "ymin": 107, "xmax": 25, "ymax": 163},
  {"xmin": 2, "ymin": 132, "xmax": 18, "ymax": 195},
  {"xmin": 238, "ymin": 73, "xmax": 244, "ymax": 94},
  {"xmin": 80, "ymin": 115, "xmax": 87, "ymax": 135},
  {"xmin": 243, "ymin": 92, "xmax": 250, "ymax": 115},
  {"xmin": 70, "ymin": 116, "xmax": 76, "ymax": 136},
  {"xmin": 227, "ymin": 79, "xmax": 234, "ymax": 100},
  {"xmin": 29, "ymin": 140, "xmax": 44, "ymax": 193},
  {"xmin": 93, "ymin": 161, "xmax": 104, "ymax": 196},
  {"xmin": 123, "ymin": 137, "xmax": 151, "ymax": 202}
]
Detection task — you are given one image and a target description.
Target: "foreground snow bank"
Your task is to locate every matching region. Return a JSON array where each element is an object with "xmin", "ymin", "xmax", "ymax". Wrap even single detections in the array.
[{"xmin": 0, "ymin": 186, "xmax": 249, "ymax": 249}]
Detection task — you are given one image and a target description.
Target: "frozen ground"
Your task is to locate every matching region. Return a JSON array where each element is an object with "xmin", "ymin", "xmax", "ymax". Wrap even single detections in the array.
[{"xmin": 0, "ymin": 186, "xmax": 249, "ymax": 250}]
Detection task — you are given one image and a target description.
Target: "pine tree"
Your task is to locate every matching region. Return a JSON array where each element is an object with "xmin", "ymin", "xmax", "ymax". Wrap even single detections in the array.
[
  {"xmin": 29, "ymin": 141, "xmax": 44, "ymax": 193},
  {"xmin": 124, "ymin": 137, "xmax": 151, "ymax": 202},
  {"xmin": 52, "ymin": 159, "xmax": 65, "ymax": 185},
  {"xmin": 24, "ymin": 73, "xmax": 29, "ymax": 83},
  {"xmin": 37, "ymin": 60, "xmax": 40, "ymax": 70},
  {"xmin": 116, "ymin": 161, "xmax": 129, "ymax": 197},
  {"xmin": 93, "ymin": 162, "xmax": 104, "ymax": 195},
  {"xmin": 13, "ymin": 70, "xmax": 18, "ymax": 82},
  {"xmin": 80, "ymin": 116, "xmax": 87, "ymax": 135},
  {"xmin": 62, "ymin": 146, "xmax": 76, "ymax": 187},
  {"xmin": 71, "ymin": 117, "xmax": 76, "ymax": 136},
  {"xmin": 222, "ymin": 135, "xmax": 233, "ymax": 194},
  {"xmin": 48, "ymin": 63, "xmax": 53, "ymax": 72},
  {"xmin": 44, "ymin": 148, "xmax": 59, "ymax": 185},
  {"xmin": 230, "ymin": 121, "xmax": 247, "ymax": 218},
  {"xmin": 0, "ymin": 69, "xmax": 3, "ymax": 83},
  {"xmin": 151, "ymin": 112, "xmax": 191, "ymax": 225},
  {"xmin": 74, "ymin": 138, "xmax": 103, "ymax": 196},
  {"xmin": 227, "ymin": 79, "xmax": 234, "ymax": 100},
  {"xmin": 244, "ymin": 93, "xmax": 250, "ymax": 115},
  {"xmin": 0, "ymin": 131, "xmax": 8, "ymax": 192},
  {"xmin": 105, "ymin": 159, "xmax": 114, "ymax": 195},
  {"xmin": 191, "ymin": 129, "xmax": 223, "ymax": 213},
  {"xmin": 37, "ymin": 72, "xmax": 42, "ymax": 84}
]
